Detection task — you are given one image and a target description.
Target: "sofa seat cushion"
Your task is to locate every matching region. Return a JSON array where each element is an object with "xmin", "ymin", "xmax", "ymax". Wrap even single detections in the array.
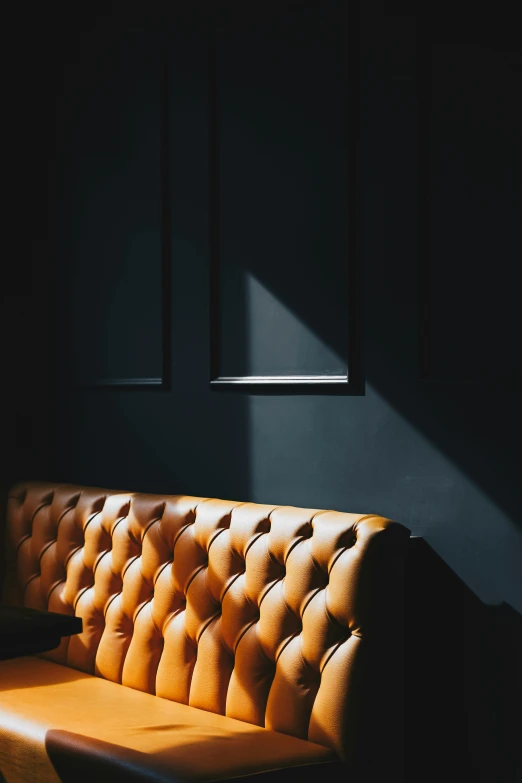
[{"xmin": 0, "ymin": 656, "xmax": 336, "ymax": 783}]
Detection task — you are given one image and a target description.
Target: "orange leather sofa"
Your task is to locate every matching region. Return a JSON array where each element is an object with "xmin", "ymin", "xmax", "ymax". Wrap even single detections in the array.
[{"xmin": 0, "ymin": 482, "xmax": 410, "ymax": 783}]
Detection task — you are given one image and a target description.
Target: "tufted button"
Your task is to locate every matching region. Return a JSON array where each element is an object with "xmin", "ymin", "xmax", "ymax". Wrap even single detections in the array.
[{"xmin": 5, "ymin": 481, "xmax": 409, "ymax": 765}]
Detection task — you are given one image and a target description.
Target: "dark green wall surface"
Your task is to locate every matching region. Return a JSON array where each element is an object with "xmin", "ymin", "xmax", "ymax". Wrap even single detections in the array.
[
  {"xmin": 3, "ymin": 3, "xmax": 521, "ymax": 599},
  {"xmin": 1, "ymin": 3, "xmax": 521, "ymax": 780},
  {"xmin": 3, "ymin": 0, "xmax": 520, "ymax": 608}
]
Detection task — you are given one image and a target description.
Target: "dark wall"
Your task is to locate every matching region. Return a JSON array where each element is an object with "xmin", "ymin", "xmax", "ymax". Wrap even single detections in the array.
[
  {"xmin": 3, "ymin": 0, "xmax": 520, "ymax": 621},
  {"xmin": 2, "ymin": 2, "xmax": 521, "ymax": 780}
]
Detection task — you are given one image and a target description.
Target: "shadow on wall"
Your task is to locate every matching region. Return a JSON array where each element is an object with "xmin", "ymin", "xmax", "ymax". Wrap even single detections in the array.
[
  {"xmin": 227, "ymin": 0, "xmax": 520, "ymax": 529},
  {"xmin": 25, "ymin": 0, "xmax": 517, "ymax": 525},
  {"xmin": 8, "ymin": 0, "xmax": 520, "ymax": 608},
  {"xmin": 405, "ymin": 538, "xmax": 522, "ymax": 783}
]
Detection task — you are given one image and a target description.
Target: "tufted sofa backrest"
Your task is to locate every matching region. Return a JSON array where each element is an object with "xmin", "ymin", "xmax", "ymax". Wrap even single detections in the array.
[{"xmin": 1, "ymin": 481, "xmax": 410, "ymax": 763}]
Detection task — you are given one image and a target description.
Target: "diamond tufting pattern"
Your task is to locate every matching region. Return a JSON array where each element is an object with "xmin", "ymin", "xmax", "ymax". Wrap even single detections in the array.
[{"xmin": 1, "ymin": 481, "xmax": 410, "ymax": 762}]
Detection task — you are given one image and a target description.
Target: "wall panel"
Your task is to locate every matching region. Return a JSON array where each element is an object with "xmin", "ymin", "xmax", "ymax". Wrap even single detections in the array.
[
  {"xmin": 210, "ymin": 1, "xmax": 357, "ymax": 387},
  {"xmin": 419, "ymin": 17, "xmax": 521, "ymax": 382},
  {"xmin": 57, "ymin": 26, "xmax": 170, "ymax": 388}
]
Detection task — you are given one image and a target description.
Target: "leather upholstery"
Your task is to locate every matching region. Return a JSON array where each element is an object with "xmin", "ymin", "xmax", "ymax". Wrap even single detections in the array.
[
  {"xmin": 1, "ymin": 481, "xmax": 410, "ymax": 779},
  {"xmin": 0, "ymin": 656, "xmax": 335, "ymax": 783}
]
